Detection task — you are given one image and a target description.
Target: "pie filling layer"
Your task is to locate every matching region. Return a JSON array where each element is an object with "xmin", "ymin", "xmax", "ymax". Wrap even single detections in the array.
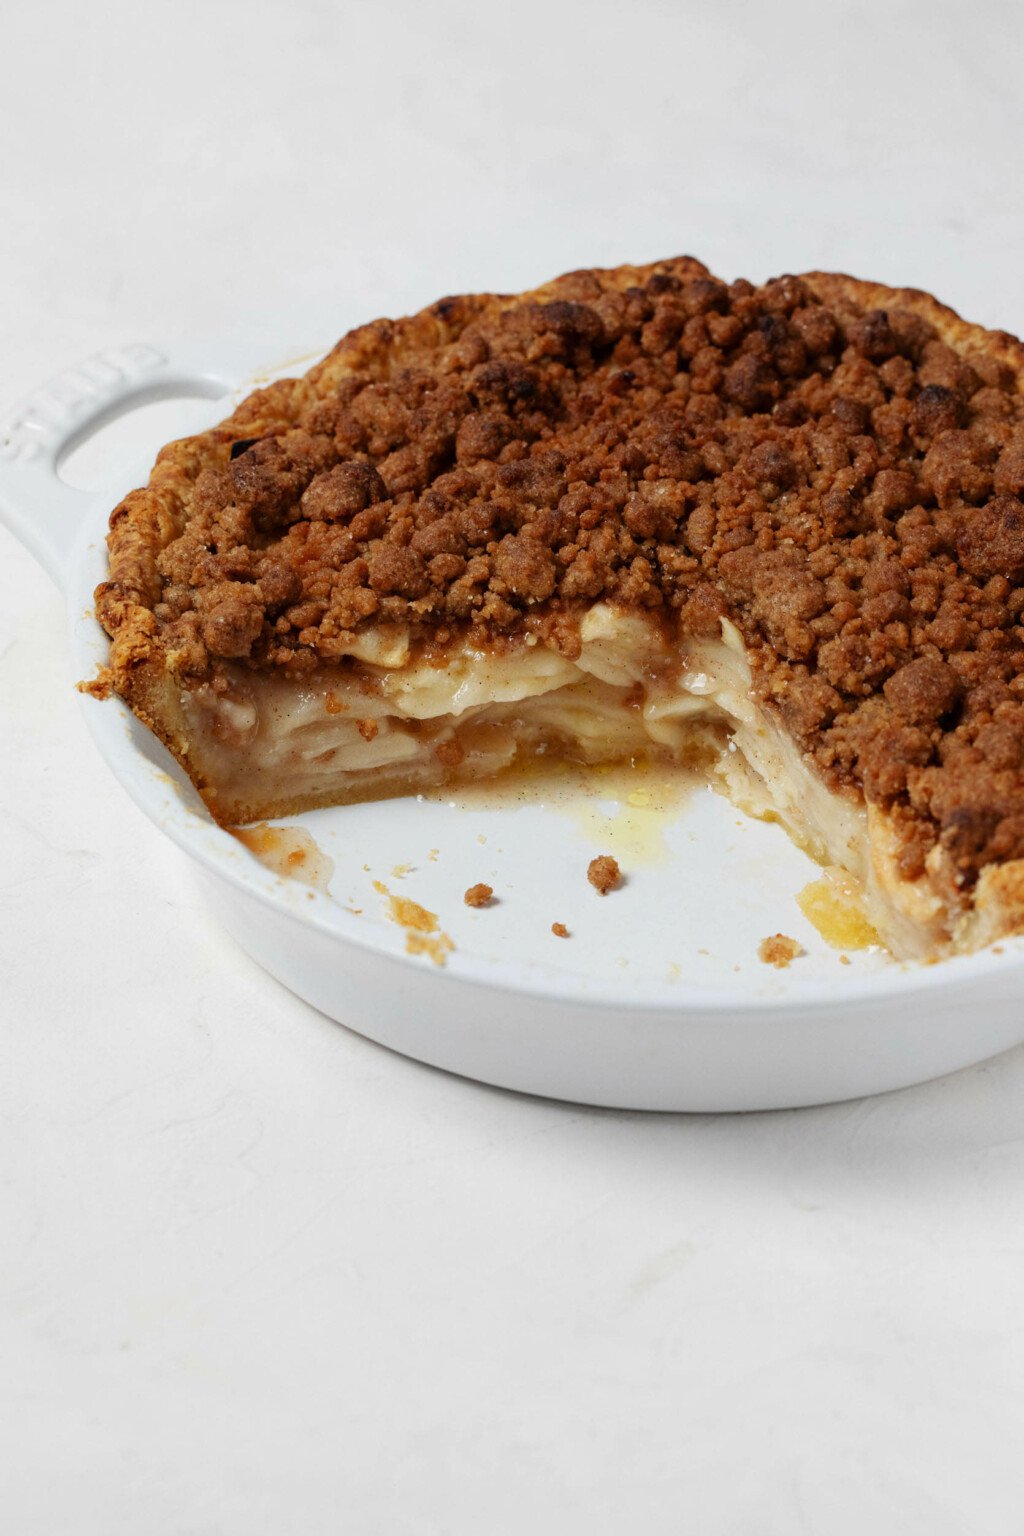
[{"xmin": 178, "ymin": 603, "xmax": 962, "ymax": 959}]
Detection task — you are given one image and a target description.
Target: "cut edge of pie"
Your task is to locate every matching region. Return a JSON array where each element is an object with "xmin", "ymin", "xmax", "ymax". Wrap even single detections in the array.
[{"xmin": 86, "ymin": 258, "xmax": 1024, "ymax": 963}]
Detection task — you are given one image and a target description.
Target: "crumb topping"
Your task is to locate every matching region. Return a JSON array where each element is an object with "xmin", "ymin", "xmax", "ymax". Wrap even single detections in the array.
[
  {"xmin": 98, "ymin": 256, "xmax": 1024, "ymax": 889},
  {"xmin": 463, "ymin": 882, "xmax": 493, "ymax": 907},
  {"xmin": 758, "ymin": 933, "xmax": 802, "ymax": 968},
  {"xmin": 587, "ymin": 854, "xmax": 621, "ymax": 894}
]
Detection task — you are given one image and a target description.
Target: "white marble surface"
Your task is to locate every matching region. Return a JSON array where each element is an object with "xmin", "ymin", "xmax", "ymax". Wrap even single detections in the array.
[{"xmin": 3, "ymin": 1, "xmax": 1024, "ymax": 1529}]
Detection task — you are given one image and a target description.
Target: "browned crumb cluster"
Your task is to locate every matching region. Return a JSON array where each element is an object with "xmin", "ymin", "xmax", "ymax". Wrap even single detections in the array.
[
  {"xmin": 587, "ymin": 854, "xmax": 621, "ymax": 894},
  {"xmin": 463, "ymin": 882, "xmax": 493, "ymax": 908},
  {"xmin": 758, "ymin": 933, "xmax": 803, "ymax": 968},
  {"xmin": 98, "ymin": 255, "xmax": 1024, "ymax": 890},
  {"xmin": 551, "ymin": 921, "xmax": 570, "ymax": 938}
]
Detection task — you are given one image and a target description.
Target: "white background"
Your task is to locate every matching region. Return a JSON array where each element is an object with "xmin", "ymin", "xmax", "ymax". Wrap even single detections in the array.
[{"xmin": 3, "ymin": 1, "xmax": 1024, "ymax": 1530}]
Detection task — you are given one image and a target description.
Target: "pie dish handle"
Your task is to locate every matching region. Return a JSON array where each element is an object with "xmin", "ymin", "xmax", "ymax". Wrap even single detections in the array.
[{"xmin": 0, "ymin": 343, "xmax": 245, "ymax": 592}]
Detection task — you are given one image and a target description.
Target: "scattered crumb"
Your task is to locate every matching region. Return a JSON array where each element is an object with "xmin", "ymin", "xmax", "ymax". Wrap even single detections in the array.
[
  {"xmin": 839, "ymin": 953, "xmax": 851, "ymax": 965},
  {"xmin": 587, "ymin": 854, "xmax": 621, "ymax": 895},
  {"xmin": 993, "ymin": 945, "xmax": 1005, "ymax": 955},
  {"xmin": 551, "ymin": 922, "xmax": 570, "ymax": 939},
  {"xmin": 344, "ymin": 905, "xmax": 364, "ymax": 915},
  {"xmin": 357, "ymin": 717, "xmax": 379, "ymax": 741},
  {"xmin": 697, "ymin": 947, "xmax": 710, "ymax": 956},
  {"xmin": 374, "ymin": 880, "xmax": 454, "ymax": 967},
  {"xmin": 405, "ymin": 930, "xmax": 455, "ymax": 966},
  {"xmin": 391, "ymin": 862, "xmax": 413, "ymax": 878},
  {"xmin": 464, "ymin": 883, "xmax": 494, "ymax": 908},
  {"xmin": 362, "ymin": 863, "xmax": 371, "ymax": 872},
  {"xmin": 77, "ymin": 668, "xmax": 113, "ymax": 700},
  {"xmin": 388, "ymin": 893, "xmax": 436, "ymax": 933},
  {"xmin": 232, "ymin": 823, "xmax": 334, "ymax": 893},
  {"xmin": 428, "ymin": 848, "xmax": 440, "ymax": 862},
  {"xmin": 758, "ymin": 933, "xmax": 803, "ymax": 969},
  {"xmin": 477, "ymin": 834, "xmax": 487, "ymax": 845},
  {"xmin": 667, "ymin": 962, "xmax": 681, "ymax": 980}
]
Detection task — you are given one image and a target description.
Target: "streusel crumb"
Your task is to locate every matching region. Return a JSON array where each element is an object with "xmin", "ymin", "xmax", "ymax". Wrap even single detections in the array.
[
  {"xmin": 587, "ymin": 854, "xmax": 621, "ymax": 894},
  {"xmin": 758, "ymin": 933, "xmax": 802, "ymax": 968}
]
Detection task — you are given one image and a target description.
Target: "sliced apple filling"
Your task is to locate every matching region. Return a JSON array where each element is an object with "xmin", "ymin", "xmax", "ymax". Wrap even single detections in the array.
[{"xmin": 169, "ymin": 601, "xmax": 976, "ymax": 959}]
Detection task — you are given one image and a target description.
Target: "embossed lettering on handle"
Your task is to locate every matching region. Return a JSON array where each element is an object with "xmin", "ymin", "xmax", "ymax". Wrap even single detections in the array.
[{"xmin": 0, "ymin": 344, "xmax": 167, "ymax": 463}]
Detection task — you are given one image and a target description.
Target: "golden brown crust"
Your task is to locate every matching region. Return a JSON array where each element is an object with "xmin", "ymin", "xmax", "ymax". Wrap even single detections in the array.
[
  {"xmin": 93, "ymin": 256, "xmax": 1024, "ymax": 929},
  {"xmin": 97, "ymin": 378, "xmax": 308, "ymax": 706},
  {"xmin": 801, "ymin": 273, "xmax": 1024, "ymax": 385}
]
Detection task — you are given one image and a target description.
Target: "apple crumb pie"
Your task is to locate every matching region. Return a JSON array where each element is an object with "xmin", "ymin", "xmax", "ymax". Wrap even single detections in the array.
[{"xmin": 87, "ymin": 256, "xmax": 1024, "ymax": 959}]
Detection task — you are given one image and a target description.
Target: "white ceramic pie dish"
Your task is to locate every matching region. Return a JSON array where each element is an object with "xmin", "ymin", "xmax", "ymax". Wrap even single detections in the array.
[{"xmin": 3, "ymin": 335, "xmax": 1024, "ymax": 1112}]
